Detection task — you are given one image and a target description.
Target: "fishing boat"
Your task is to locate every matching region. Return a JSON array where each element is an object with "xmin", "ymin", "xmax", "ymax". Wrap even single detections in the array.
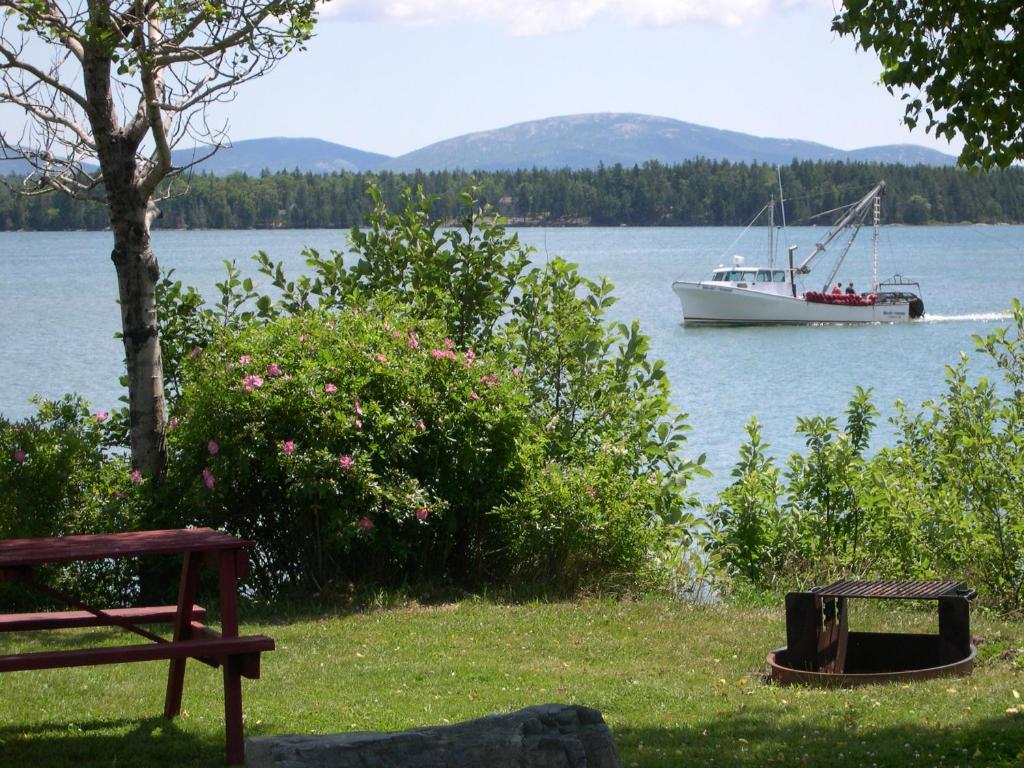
[{"xmin": 671, "ymin": 181, "xmax": 925, "ymax": 325}]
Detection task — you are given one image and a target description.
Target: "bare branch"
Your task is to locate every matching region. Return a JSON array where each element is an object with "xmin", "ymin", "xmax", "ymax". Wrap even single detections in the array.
[
  {"xmin": 0, "ymin": 88, "xmax": 97, "ymax": 148},
  {"xmin": 0, "ymin": 33, "xmax": 89, "ymax": 111}
]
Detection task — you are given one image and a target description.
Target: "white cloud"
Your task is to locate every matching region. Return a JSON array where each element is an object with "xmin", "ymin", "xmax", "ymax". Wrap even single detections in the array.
[{"xmin": 323, "ymin": 0, "xmax": 822, "ymax": 35}]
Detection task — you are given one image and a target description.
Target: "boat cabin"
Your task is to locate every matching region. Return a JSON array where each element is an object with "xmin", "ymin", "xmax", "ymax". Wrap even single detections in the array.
[
  {"xmin": 710, "ymin": 268, "xmax": 788, "ymax": 284},
  {"xmin": 705, "ymin": 265, "xmax": 794, "ymax": 298}
]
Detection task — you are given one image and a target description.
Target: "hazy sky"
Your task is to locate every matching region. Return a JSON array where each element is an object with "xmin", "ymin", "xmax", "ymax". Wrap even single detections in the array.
[{"xmin": 2, "ymin": 0, "xmax": 964, "ymax": 159}]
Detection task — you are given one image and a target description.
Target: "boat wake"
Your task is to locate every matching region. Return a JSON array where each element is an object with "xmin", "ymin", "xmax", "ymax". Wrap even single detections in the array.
[{"xmin": 923, "ymin": 312, "xmax": 1011, "ymax": 323}]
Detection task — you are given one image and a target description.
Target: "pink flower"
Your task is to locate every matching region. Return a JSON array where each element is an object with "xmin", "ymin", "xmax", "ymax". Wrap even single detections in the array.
[
  {"xmin": 415, "ymin": 507, "xmax": 429, "ymax": 522},
  {"xmin": 358, "ymin": 517, "xmax": 374, "ymax": 530},
  {"xmin": 202, "ymin": 467, "xmax": 215, "ymax": 490},
  {"xmin": 130, "ymin": 469, "xmax": 144, "ymax": 484},
  {"xmin": 298, "ymin": 335, "xmax": 307, "ymax": 343},
  {"xmin": 481, "ymin": 373, "xmax": 498, "ymax": 387},
  {"xmin": 338, "ymin": 455, "xmax": 354, "ymax": 470},
  {"xmin": 168, "ymin": 417, "xmax": 178, "ymax": 431},
  {"xmin": 392, "ymin": 330, "xmax": 404, "ymax": 340},
  {"xmin": 207, "ymin": 440, "xmax": 219, "ymax": 455},
  {"xmin": 470, "ymin": 391, "xmax": 480, "ymax": 401},
  {"xmin": 417, "ymin": 419, "xmax": 426, "ymax": 431},
  {"xmin": 512, "ymin": 367, "xmax": 521, "ymax": 378},
  {"xmin": 407, "ymin": 330, "xmax": 420, "ymax": 349},
  {"xmin": 190, "ymin": 346, "xmax": 202, "ymax": 359},
  {"xmin": 267, "ymin": 363, "xmax": 283, "ymax": 377},
  {"xmin": 95, "ymin": 411, "xmax": 109, "ymax": 422},
  {"xmin": 375, "ymin": 353, "xmax": 388, "ymax": 363},
  {"xmin": 281, "ymin": 440, "xmax": 296, "ymax": 456},
  {"xmin": 464, "ymin": 349, "xmax": 476, "ymax": 367},
  {"xmin": 431, "ymin": 349, "xmax": 457, "ymax": 360},
  {"xmin": 354, "ymin": 399, "xmax": 364, "ymax": 417},
  {"xmin": 324, "ymin": 383, "xmax": 337, "ymax": 394},
  {"xmin": 242, "ymin": 374, "xmax": 264, "ymax": 392},
  {"xmin": 12, "ymin": 448, "xmax": 26, "ymax": 464},
  {"xmin": 238, "ymin": 354, "xmax": 251, "ymax": 364},
  {"xmin": 443, "ymin": 337, "xmax": 454, "ymax": 350},
  {"xmin": 354, "ymin": 419, "xmax": 363, "ymax": 430}
]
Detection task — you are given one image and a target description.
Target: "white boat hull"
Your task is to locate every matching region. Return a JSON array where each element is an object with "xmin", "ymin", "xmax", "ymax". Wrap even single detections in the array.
[{"xmin": 672, "ymin": 281, "xmax": 912, "ymax": 325}]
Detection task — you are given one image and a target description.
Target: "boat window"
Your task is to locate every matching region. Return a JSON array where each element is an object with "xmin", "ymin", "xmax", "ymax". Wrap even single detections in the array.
[
  {"xmin": 774, "ymin": 271, "xmax": 786, "ymax": 282},
  {"xmin": 756, "ymin": 270, "xmax": 772, "ymax": 282},
  {"xmin": 727, "ymin": 270, "xmax": 744, "ymax": 281},
  {"xmin": 712, "ymin": 271, "xmax": 728, "ymax": 281}
]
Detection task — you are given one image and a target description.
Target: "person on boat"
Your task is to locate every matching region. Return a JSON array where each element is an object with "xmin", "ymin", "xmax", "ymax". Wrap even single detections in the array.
[
  {"xmin": 832, "ymin": 283, "xmax": 843, "ymax": 295},
  {"xmin": 845, "ymin": 283, "xmax": 856, "ymax": 294}
]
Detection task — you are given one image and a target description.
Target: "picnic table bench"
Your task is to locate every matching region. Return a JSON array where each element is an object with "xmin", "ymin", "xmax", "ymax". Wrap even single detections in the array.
[{"xmin": 0, "ymin": 528, "xmax": 275, "ymax": 764}]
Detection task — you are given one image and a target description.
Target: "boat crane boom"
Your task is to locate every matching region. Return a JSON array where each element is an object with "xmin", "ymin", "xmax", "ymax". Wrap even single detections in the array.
[{"xmin": 795, "ymin": 182, "xmax": 886, "ymax": 274}]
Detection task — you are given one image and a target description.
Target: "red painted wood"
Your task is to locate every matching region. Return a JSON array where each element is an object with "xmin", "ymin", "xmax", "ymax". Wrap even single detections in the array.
[
  {"xmin": 0, "ymin": 605, "xmax": 206, "ymax": 632},
  {"xmin": 0, "ymin": 528, "xmax": 272, "ymax": 765},
  {"xmin": 218, "ymin": 550, "xmax": 239, "ymax": 638},
  {"xmin": 165, "ymin": 551, "xmax": 203, "ymax": 718},
  {"xmin": 0, "ymin": 635, "xmax": 274, "ymax": 673},
  {"xmin": 0, "ymin": 528, "xmax": 252, "ymax": 568},
  {"xmin": 223, "ymin": 656, "xmax": 245, "ymax": 765}
]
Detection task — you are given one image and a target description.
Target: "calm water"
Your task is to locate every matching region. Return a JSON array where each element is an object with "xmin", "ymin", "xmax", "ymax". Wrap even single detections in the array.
[{"xmin": 2, "ymin": 225, "xmax": 1022, "ymax": 499}]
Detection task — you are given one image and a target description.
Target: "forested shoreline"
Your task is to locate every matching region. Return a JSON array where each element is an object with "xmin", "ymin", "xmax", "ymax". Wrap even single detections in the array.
[{"xmin": 3, "ymin": 158, "xmax": 1023, "ymax": 231}]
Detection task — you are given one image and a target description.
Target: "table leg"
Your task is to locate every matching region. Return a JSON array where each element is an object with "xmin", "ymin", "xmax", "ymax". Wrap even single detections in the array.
[
  {"xmin": 218, "ymin": 548, "xmax": 245, "ymax": 764},
  {"xmin": 164, "ymin": 551, "xmax": 201, "ymax": 719},
  {"xmin": 218, "ymin": 550, "xmax": 239, "ymax": 638},
  {"xmin": 224, "ymin": 655, "xmax": 245, "ymax": 765}
]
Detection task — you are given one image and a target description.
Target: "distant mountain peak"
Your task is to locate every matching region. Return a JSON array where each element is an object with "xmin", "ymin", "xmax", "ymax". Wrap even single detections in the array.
[
  {"xmin": 383, "ymin": 113, "xmax": 955, "ymax": 173},
  {"xmin": 142, "ymin": 114, "xmax": 956, "ymax": 177}
]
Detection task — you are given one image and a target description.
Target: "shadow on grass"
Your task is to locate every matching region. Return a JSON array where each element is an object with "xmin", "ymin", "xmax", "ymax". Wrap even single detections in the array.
[
  {"xmin": 1, "ymin": 701, "xmax": 1020, "ymax": 768},
  {"xmin": 0, "ymin": 715, "xmax": 222, "ymax": 768},
  {"xmin": 615, "ymin": 705, "xmax": 1024, "ymax": 767}
]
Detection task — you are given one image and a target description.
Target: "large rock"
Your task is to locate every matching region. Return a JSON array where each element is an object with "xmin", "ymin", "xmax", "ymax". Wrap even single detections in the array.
[{"xmin": 245, "ymin": 703, "xmax": 623, "ymax": 768}]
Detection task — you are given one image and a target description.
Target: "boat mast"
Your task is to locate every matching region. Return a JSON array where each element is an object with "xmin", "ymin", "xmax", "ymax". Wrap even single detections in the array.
[
  {"xmin": 795, "ymin": 181, "xmax": 886, "ymax": 274},
  {"xmin": 768, "ymin": 194, "xmax": 775, "ymax": 269},
  {"xmin": 776, "ymin": 167, "xmax": 788, "ymax": 275},
  {"xmin": 872, "ymin": 193, "xmax": 880, "ymax": 292}
]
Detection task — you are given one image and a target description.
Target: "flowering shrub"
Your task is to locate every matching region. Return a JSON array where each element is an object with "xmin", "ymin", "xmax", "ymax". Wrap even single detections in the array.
[
  {"xmin": 162, "ymin": 310, "xmax": 536, "ymax": 593},
  {"xmin": 0, "ymin": 396, "xmax": 142, "ymax": 606},
  {"xmin": 154, "ymin": 186, "xmax": 704, "ymax": 595}
]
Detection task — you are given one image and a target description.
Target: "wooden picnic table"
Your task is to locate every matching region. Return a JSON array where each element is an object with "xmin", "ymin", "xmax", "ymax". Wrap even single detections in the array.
[{"xmin": 0, "ymin": 528, "xmax": 275, "ymax": 765}]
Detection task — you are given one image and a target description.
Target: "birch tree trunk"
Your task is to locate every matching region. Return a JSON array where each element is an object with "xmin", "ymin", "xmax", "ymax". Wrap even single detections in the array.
[{"xmin": 111, "ymin": 203, "xmax": 167, "ymax": 477}]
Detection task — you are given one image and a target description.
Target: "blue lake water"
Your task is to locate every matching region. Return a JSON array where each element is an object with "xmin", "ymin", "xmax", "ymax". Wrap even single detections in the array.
[{"xmin": 2, "ymin": 225, "xmax": 1022, "ymax": 500}]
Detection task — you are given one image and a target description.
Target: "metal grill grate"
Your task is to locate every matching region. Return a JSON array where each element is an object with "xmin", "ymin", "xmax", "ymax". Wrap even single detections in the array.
[{"xmin": 810, "ymin": 579, "xmax": 973, "ymax": 600}]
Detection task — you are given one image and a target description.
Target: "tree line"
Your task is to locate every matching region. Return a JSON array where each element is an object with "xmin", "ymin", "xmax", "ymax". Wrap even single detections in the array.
[{"xmin": 3, "ymin": 158, "xmax": 1024, "ymax": 231}]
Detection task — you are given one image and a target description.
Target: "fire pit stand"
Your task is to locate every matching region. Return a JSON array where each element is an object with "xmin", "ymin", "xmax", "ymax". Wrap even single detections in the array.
[{"xmin": 768, "ymin": 579, "xmax": 976, "ymax": 686}]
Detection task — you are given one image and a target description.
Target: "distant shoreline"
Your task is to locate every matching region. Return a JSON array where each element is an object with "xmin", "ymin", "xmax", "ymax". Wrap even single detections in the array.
[{"xmin": 1, "ymin": 221, "xmax": 1018, "ymax": 234}]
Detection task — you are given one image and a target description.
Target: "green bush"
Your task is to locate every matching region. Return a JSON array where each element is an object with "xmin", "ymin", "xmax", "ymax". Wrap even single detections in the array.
[
  {"xmin": 706, "ymin": 301, "xmax": 1024, "ymax": 612},
  {"xmin": 0, "ymin": 396, "xmax": 142, "ymax": 606},
  {"xmin": 151, "ymin": 186, "xmax": 703, "ymax": 596},
  {"xmin": 703, "ymin": 418, "xmax": 788, "ymax": 588},
  {"xmin": 493, "ymin": 452, "xmax": 669, "ymax": 593},
  {"xmin": 162, "ymin": 309, "xmax": 535, "ymax": 594}
]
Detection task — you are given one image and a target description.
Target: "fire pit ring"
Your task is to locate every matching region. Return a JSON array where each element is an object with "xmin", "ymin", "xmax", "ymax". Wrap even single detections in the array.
[{"xmin": 768, "ymin": 579, "xmax": 976, "ymax": 687}]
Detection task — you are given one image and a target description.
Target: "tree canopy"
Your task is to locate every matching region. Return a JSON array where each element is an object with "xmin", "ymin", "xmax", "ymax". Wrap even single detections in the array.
[
  {"xmin": 0, "ymin": 0, "xmax": 319, "ymax": 478},
  {"xmin": 833, "ymin": 1, "xmax": 1024, "ymax": 168}
]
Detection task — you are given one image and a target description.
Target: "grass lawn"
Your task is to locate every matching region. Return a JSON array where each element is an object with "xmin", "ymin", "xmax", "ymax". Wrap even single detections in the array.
[{"xmin": 0, "ymin": 598, "xmax": 1021, "ymax": 767}]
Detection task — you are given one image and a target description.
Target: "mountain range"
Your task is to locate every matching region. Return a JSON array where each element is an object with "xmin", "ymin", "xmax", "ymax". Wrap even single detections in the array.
[{"xmin": 1, "ymin": 113, "xmax": 956, "ymax": 178}]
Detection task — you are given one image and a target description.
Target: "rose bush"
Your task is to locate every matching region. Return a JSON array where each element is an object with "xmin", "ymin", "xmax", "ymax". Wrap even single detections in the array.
[{"xmin": 160, "ymin": 308, "xmax": 536, "ymax": 593}]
